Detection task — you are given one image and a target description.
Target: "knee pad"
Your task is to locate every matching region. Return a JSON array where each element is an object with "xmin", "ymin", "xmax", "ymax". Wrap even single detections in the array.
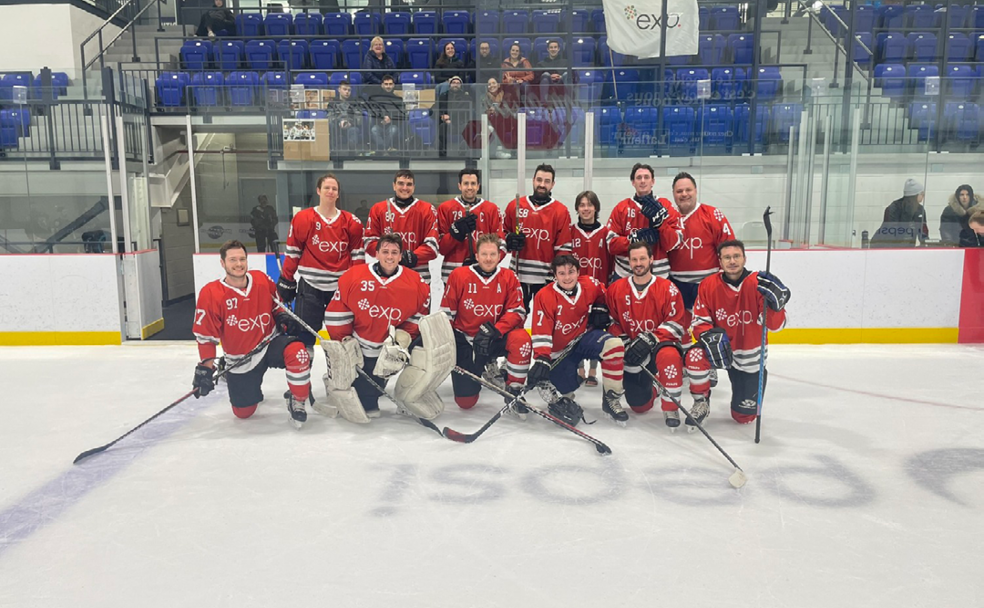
[
  {"xmin": 455, "ymin": 394, "xmax": 480, "ymax": 410},
  {"xmin": 732, "ymin": 398, "xmax": 757, "ymax": 424},
  {"xmin": 232, "ymin": 404, "xmax": 258, "ymax": 419},
  {"xmin": 732, "ymin": 411, "xmax": 756, "ymax": 424},
  {"xmin": 630, "ymin": 395, "xmax": 655, "ymax": 414}
]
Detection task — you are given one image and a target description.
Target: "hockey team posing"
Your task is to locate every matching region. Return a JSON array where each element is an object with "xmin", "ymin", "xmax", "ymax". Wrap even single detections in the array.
[{"xmin": 192, "ymin": 165, "xmax": 791, "ymax": 435}]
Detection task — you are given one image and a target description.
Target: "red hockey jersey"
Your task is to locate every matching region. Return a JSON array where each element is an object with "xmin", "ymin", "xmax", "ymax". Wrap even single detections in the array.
[
  {"xmin": 502, "ymin": 196, "xmax": 573, "ymax": 285},
  {"xmin": 667, "ymin": 203, "xmax": 735, "ymax": 284},
  {"xmin": 436, "ymin": 197, "xmax": 505, "ymax": 281},
  {"xmin": 282, "ymin": 207, "xmax": 365, "ymax": 292},
  {"xmin": 194, "ymin": 270, "xmax": 280, "ymax": 373},
  {"xmin": 606, "ymin": 275, "xmax": 686, "ymax": 343},
  {"xmin": 605, "ymin": 196, "xmax": 683, "ymax": 279},
  {"xmin": 440, "ymin": 265, "xmax": 526, "ymax": 338},
  {"xmin": 531, "ymin": 276, "xmax": 606, "ymax": 359},
  {"xmin": 691, "ymin": 272, "xmax": 787, "ymax": 373},
  {"xmin": 571, "ymin": 223, "xmax": 613, "ymax": 284},
  {"xmin": 325, "ymin": 264, "xmax": 431, "ymax": 358},
  {"xmin": 363, "ymin": 198, "xmax": 440, "ymax": 281}
]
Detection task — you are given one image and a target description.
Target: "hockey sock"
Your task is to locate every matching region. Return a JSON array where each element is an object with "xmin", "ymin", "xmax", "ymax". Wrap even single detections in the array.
[
  {"xmin": 284, "ymin": 342, "xmax": 312, "ymax": 403},
  {"xmin": 599, "ymin": 337, "xmax": 625, "ymax": 392}
]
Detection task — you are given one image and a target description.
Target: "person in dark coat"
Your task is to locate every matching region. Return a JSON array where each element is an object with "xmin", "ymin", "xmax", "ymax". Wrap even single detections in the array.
[
  {"xmin": 362, "ymin": 36, "xmax": 397, "ymax": 86},
  {"xmin": 196, "ymin": 0, "xmax": 236, "ymax": 37},
  {"xmin": 249, "ymin": 195, "xmax": 278, "ymax": 252},
  {"xmin": 365, "ymin": 74, "xmax": 405, "ymax": 152},
  {"xmin": 436, "ymin": 75, "xmax": 473, "ymax": 157},
  {"xmin": 959, "ymin": 210, "xmax": 984, "ymax": 247},
  {"xmin": 870, "ymin": 178, "xmax": 928, "ymax": 248},
  {"xmin": 940, "ymin": 184, "xmax": 982, "ymax": 246}
]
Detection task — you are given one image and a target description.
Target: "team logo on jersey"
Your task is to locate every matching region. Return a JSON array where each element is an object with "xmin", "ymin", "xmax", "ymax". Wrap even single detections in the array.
[
  {"xmin": 520, "ymin": 225, "xmax": 552, "ymax": 249},
  {"xmin": 681, "ymin": 236, "xmax": 704, "ymax": 258},
  {"xmin": 519, "ymin": 342, "xmax": 532, "ymax": 359},
  {"xmin": 579, "ymin": 256, "xmax": 602, "ymax": 271},
  {"xmin": 662, "ymin": 365, "xmax": 679, "ymax": 380},
  {"xmin": 356, "ymin": 298, "xmax": 403, "ymax": 321},
  {"xmin": 627, "ymin": 317, "xmax": 659, "ymax": 334},
  {"xmin": 714, "ymin": 209, "xmax": 725, "ymax": 221},
  {"xmin": 554, "ymin": 314, "xmax": 586, "ymax": 336},
  {"xmin": 689, "ymin": 349, "xmax": 704, "ymax": 363},
  {"xmin": 716, "ymin": 307, "xmax": 755, "ymax": 328},
  {"xmin": 311, "ymin": 233, "xmax": 349, "ymax": 253},
  {"xmin": 462, "ymin": 299, "xmax": 475, "ymax": 310},
  {"xmin": 668, "ymin": 283, "xmax": 679, "ymax": 297},
  {"xmin": 226, "ymin": 312, "xmax": 273, "ymax": 332}
]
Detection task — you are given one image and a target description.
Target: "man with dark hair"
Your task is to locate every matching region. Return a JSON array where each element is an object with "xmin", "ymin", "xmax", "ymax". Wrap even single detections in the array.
[
  {"xmin": 192, "ymin": 240, "xmax": 310, "ymax": 428},
  {"xmin": 364, "ymin": 170, "xmax": 439, "ymax": 282},
  {"xmin": 366, "ymin": 74, "xmax": 404, "ymax": 152},
  {"xmin": 328, "ymin": 80, "xmax": 364, "ymax": 153},
  {"xmin": 606, "ymin": 163, "xmax": 683, "ymax": 280},
  {"xmin": 684, "ymin": 239, "xmax": 790, "ymax": 427},
  {"xmin": 437, "ymin": 168, "xmax": 504, "ymax": 281},
  {"xmin": 536, "ymin": 39, "xmax": 568, "ymax": 104},
  {"xmin": 503, "ymin": 164, "xmax": 573, "ymax": 310},
  {"xmin": 476, "ymin": 41, "xmax": 500, "ymax": 81},
  {"xmin": 526, "ymin": 253, "xmax": 627, "ymax": 425},
  {"xmin": 960, "ymin": 209, "xmax": 984, "ymax": 247},
  {"xmin": 436, "ymin": 75, "xmax": 473, "ymax": 157},
  {"xmin": 249, "ymin": 195, "xmax": 279, "ymax": 253}
]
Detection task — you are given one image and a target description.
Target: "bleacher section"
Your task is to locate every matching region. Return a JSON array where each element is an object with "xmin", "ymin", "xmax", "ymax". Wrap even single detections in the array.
[{"xmin": 0, "ymin": 70, "xmax": 71, "ymax": 151}]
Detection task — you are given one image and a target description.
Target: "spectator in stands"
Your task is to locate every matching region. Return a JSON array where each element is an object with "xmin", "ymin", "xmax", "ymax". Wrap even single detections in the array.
[
  {"xmin": 940, "ymin": 184, "xmax": 981, "ymax": 246},
  {"xmin": 436, "ymin": 75, "xmax": 473, "ymax": 157},
  {"xmin": 501, "ymin": 43, "xmax": 534, "ymax": 86},
  {"xmin": 249, "ymin": 195, "xmax": 278, "ymax": 253},
  {"xmin": 960, "ymin": 210, "xmax": 984, "ymax": 247},
  {"xmin": 434, "ymin": 41, "xmax": 465, "ymax": 93},
  {"xmin": 475, "ymin": 41, "xmax": 500, "ymax": 82},
  {"xmin": 483, "ymin": 77, "xmax": 515, "ymax": 159},
  {"xmin": 365, "ymin": 74, "xmax": 404, "ymax": 152},
  {"xmin": 362, "ymin": 36, "xmax": 397, "ymax": 86},
  {"xmin": 196, "ymin": 0, "xmax": 236, "ymax": 38},
  {"xmin": 328, "ymin": 80, "xmax": 364, "ymax": 153},
  {"xmin": 870, "ymin": 179, "xmax": 929, "ymax": 248},
  {"xmin": 537, "ymin": 40, "xmax": 568, "ymax": 103}
]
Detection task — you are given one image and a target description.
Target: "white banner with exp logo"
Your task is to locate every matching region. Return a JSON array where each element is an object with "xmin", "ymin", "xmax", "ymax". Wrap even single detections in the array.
[{"xmin": 601, "ymin": 0, "xmax": 700, "ymax": 58}]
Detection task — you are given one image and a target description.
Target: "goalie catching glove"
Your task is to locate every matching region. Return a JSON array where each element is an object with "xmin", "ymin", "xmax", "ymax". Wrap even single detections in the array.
[
  {"xmin": 696, "ymin": 327, "xmax": 733, "ymax": 369},
  {"xmin": 374, "ymin": 327, "xmax": 412, "ymax": 378}
]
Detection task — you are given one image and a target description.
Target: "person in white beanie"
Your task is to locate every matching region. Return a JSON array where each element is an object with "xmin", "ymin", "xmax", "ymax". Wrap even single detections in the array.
[{"xmin": 871, "ymin": 178, "xmax": 928, "ymax": 247}]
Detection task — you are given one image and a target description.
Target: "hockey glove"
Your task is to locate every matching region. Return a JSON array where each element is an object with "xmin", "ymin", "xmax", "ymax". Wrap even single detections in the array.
[
  {"xmin": 696, "ymin": 327, "xmax": 734, "ymax": 369},
  {"xmin": 277, "ymin": 276, "xmax": 297, "ymax": 305},
  {"xmin": 274, "ymin": 312, "xmax": 301, "ymax": 338},
  {"xmin": 505, "ymin": 232, "xmax": 526, "ymax": 252},
  {"xmin": 374, "ymin": 328, "xmax": 411, "ymax": 378},
  {"xmin": 637, "ymin": 195, "xmax": 670, "ymax": 228},
  {"xmin": 400, "ymin": 250, "xmax": 419, "ymax": 269},
  {"xmin": 449, "ymin": 214, "xmax": 477, "ymax": 242},
  {"xmin": 624, "ymin": 332, "xmax": 659, "ymax": 367},
  {"xmin": 757, "ymin": 271, "xmax": 791, "ymax": 312},
  {"xmin": 473, "ymin": 322, "xmax": 502, "ymax": 358},
  {"xmin": 192, "ymin": 364, "xmax": 215, "ymax": 398},
  {"xmin": 587, "ymin": 305, "xmax": 611, "ymax": 331},
  {"xmin": 633, "ymin": 227, "xmax": 660, "ymax": 244},
  {"xmin": 526, "ymin": 356, "xmax": 552, "ymax": 387},
  {"xmin": 548, "ymin": 396, "xmax": 583, "ymax": 427}
]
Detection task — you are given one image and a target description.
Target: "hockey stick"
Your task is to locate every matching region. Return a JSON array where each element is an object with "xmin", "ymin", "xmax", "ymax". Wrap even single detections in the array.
[
  {"xmin": 272, "ymin": 300, "xmax": 443, "ymax": 436},
  {"xmin": 640, "ymin": 366, "xmax": 748, "ymax": 488},
  {"xmin": 755, "ymin": 207, "xmax": 773, "ymax": 445},
  {"xmin": 442, "ymin": 333, "xmax": 585, "ymax": 444},
  {"xmin": 73, "ymin": 332, "xmax": 279, "ymax": 464}
]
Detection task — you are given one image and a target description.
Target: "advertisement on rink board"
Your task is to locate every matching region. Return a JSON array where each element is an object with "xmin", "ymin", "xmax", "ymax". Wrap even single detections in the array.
[{"xmin": 601, "ymin": 0, "xmax": 700, "ymax": 58}]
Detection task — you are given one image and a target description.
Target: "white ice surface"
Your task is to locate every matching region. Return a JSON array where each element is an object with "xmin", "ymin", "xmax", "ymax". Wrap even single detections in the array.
[{"xmin": 1, "ymin": 343, "xmax": 983, "ymax": 608}]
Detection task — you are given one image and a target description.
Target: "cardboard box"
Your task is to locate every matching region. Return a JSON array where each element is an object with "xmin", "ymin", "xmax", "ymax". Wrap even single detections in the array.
[{"xmin": 283, "ymin": 119, "xmax": 330, "ymax": 161}]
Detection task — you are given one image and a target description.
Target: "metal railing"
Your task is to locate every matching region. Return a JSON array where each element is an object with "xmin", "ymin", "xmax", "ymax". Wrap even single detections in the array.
[{"xmin": 80, "ymin": 0, "xmax": 167, "ymax": 96}]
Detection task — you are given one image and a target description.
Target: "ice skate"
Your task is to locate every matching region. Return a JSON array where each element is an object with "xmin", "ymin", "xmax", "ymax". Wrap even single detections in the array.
[
  {"xmin": 686, "ymin": 394, "xmax": 710, "ymax": 433},
  {"xmin": 504, "ymin": 384, "xmax": 527, "ymax": 421},
  {"xmin": 663, "ymin": 409, "xmax": 680, "ymax": 431},
  {"xmin": 602, "ymin": 389, "xmax": 628, "ymax": 427},
  {"xmin": 482, "ymin": 360, "xmax": 507, "ymax": 391},
  {"xmin": 287, "ymin": 394, "xmax": 307, "ymax": 429}
]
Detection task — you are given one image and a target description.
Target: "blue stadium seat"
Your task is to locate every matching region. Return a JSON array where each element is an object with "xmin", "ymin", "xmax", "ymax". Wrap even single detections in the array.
[
  {"xmin": 699, "ymin": 34, "xmax": 727, "ymax": 65},
  {"xmin": 323, "ymin": 12, "xmax": 351, "ymax": 36},
  {"xmin": 712, "ymin": 67, "xmax": 743, "ymax": 101},
  {"xmin": 215, "ymin": 40, "xmax": 244, "ymax": 71},
  {"xmin": 853, "ymin": 33, "xmax": 873, "ymax": 64},
  {"xmin": 973, "ymin": 6, "xmax": 984, "ymax": 29},
  {"xmin": 711, "ymin": 6, "xmax": 740, "ymax": 31},
  {"xmin": 598, "ymin": 36, "xmax": 626, "ymax": 67},
  {"xmin": 413, "ymin": 11, "xmax": 438, "ymax": 35},
  {"xmin": 874, "ymin": 64, "xmax": 906, "ymax": 98},
  {"xmin": 278, "ymin": 40, "xmax": 309, "ymax": 70},
  {"xmin": 908, "ymin": 64, "xmax": 939, "ymax": 96},
  {"xmin": 906, "ymin": 5, "xmax": 934, "ymax": 29},
  {"xmin": 385, "ymin": 39, "xmax": 404, "ymax": 66},
  {"xmin": 699, "ymin": 105, "xmax": 734, "ymax": 151},
  {"xmin": 945, "ymin": 65, "xmax": 976, "ymax": 100},
  {"xmin": 943, "ymin": 5, "xmax": 968, "ymax": 28},
  {"xmin": 438, "ymin": 37, "xmax": 469, "ymax": 63},
  {"xmin": 519, "ymin": 106, "xmax": 551, "ymax": 147},
  {"xmin": 699, "ymin": 6, "xmax": 710, "ymax": 30},
  {"xmin": 553, "ymin": 105, "xmax": 585, "ymax": 147},
  {"xmin": 328, "ymin": 71, "xmax": 362, "ymax": 93},
  {"xmin": 734, "ymin": 103, "xmax": 767, "ymax": 146},
  {"xmin": 407, "ymin": 38, "xmax": 433, "ymax": 70},
  {"xmin": 609, "ymin": 68, "xmax": 640, "ymax": 101},
  {"xmin": 877, "ymin": 33, "xmax": 908, "ymax": 63},
  {"xmin": 399, "ymin": 72, "xmax": 432, "ymax": 86},
  {"xmin": 408, "ymin": 109, "xmax": 435, "ymax": 145},
  {"xmin": 878, "ymin": 5, "xmax": 904, "ymax": 29},
  {"xmin": 855, "ymin": 6, "xmax": 875, "ymax": 33},
  {"xmin": 476, "ymin": 10, "xmax": 499, "ymax": 35},
  {"xmin": 354, "ymin": 12, "xmax": 380, "ymax": 36},
  {"xmin": 294, "ymin": 13, "xmax": 322, "ymax": 36},
  {"xmin": 32, "ymin": 72, "xmax": 70, "ymax": 99},
  {"xmin": 263, "ymin": 13, "xmax": 292, "ymax": 37},
  {"xmin": 310, "ymin": 40, "xmax": 339, "ymax": 70},
  {"xmin": 977, "ymin": 34, "xmax": 984, "ymax": 62},
  {"xmin": 0, "ymin": 125, "xmax": 17, "ymax": 149},
  {"xmin": 245, "ymin": 40, "xmax": 276, "ymax": 71},
  {"xmin": 227, "ymin": 71, "xmax": 258, "ymax": 106},
  {"xmin": 181, "ymin": 40, "xmax": 212, "ymax": 71},
  {"xmin": 571, "ymin": 37, "xmax": 596, "ymax": 67},
  {"xmin": 262, "ymin": 71, "xmax": 289, "ymax": 89},
  {"xmin": 909, "ymin": 33, "xmax": 938, "ymax": 63},
  {"xmin": 533, "ymin": 37, "xmax": 563, "ymax": 62},
  {"xmin": 567, "ymin": 9, "xmax": 590, "ymax": 33},
  {"xmin": 0, "ymin": 107, "xmax": 31, "ymax": 135},
  {"xmin": 590, "ymin": 9, "xmax": 605, "ymax": 33},
  {"xmin": 532, "ymin": 10, "xmax": 561, "ymax": 34},
  {"xmin": 444, "ymin": 11, "xmax": 471, "ymax": 35},
  {"xmin": 502, "ymin": 37, "xmax": 532, "ymax": 60},
  {"xmin": 296, "ymin": 110, "xmax": 329, "ymax": 119},
  {"xmin": 771, "ymin": 103, "xmax": 802, "ymax": 143},
  {"xmin": 596, "ymin": 105, "xmax": 622, "ymax": 150},
  {"xmin": 756, "ymin": 66, "xmax": 782, "ymax": 101},
  {"xmin": 295, "ymin": 72, "xmax": 329, "ymax": 89},
  {"xmin": 728, "ymin": 34, "xmax": 755, "ymax": 64},
  {"xmin": 945, "ymin": 33, "xmax": 973, "ymax": 62},
  {"xmin": 945, "ymin": 102, "xmax": 980, "ymax": 141},
  {"xmin": 155, "ymin": 72, "xmax": 190, "ymax": 107},
  {"xmin": 574, "ymin": 69, "xmax": 604, "ymax": 103},
  {"xmin": 661, "ymin": 106, "xmax": 696, "ymax": 154},
  {"xmin": 191, "ymin": 72, "xmax": 223, "ymax": 106},
  {"xmin": 236, "ymin": 13, "xmax": 263, "ymax": 37},
  {"xmin": 909, "ymin": 102, "xmax": 937, "ymax": 141},
  {"xmin": 677, "ymin": 68, "xmax": 709, "ymax": 102},
  {"xmin": 384, "ymin": 11, "xmax": 411, "ymax": 36},
  {"xmin": 0, "ymin": 73, "xmax": 33, "ymax": 103},
  {"xmin": 341, "ymin": 39, "xmax": 364, "ymax": 70},
  {"xmin": 502, "ymin": 10, "xmax": 529, "ymax": 34}
]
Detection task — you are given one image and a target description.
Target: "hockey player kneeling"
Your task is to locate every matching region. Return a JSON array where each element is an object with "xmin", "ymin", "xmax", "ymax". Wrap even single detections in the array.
[
  {"xmin": 440, "ymin": 233, "xmax": 531, "ymax": 411},
  {"xmin": 685, "ymin": 239, "xmax": 789, "ymax": 425},
  {"xmin": 606, "ymin": 242, "xmax": 688, "ymax": 430},
  {"xmin": 526, "ymin": 254, "xmax": 627, "ymax": 426},
  {"xmin": 192, "ymin": 240, "xmax": 312, "ymax": 428},
  {"xmin": 323, "ymin": 233, "xmax": 454, "ymax": 423}
]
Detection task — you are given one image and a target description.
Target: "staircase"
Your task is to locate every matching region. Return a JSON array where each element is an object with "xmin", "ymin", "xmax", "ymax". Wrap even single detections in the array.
[{"xmin": 100, "ymin": 22, "xmax": 186, "ymax": 72}]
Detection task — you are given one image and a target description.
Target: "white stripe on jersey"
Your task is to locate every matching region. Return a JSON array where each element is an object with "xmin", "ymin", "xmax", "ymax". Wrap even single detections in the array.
[{"xmin": 669, "ymin": 268, "xmax": 718, "ymax": 283}]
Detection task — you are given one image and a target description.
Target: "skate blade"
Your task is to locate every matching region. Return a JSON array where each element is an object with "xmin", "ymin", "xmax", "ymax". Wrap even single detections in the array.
[
  {"xmin": 607, "ymin": 414, "xmax": 627, "ymax": 428},
  {"xmin": 686, "ymin": 425, "xmax": 697, "ymax": 433},
  {"xmin": 290, "ymin": 414, "xmax": 307, "ymax": 430}
]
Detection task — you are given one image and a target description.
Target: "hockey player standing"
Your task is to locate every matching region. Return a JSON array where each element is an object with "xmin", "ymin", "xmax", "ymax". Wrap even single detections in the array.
[
  {"xmin": 364, "ymin": 170, "xmax": 440, "ymax": 281},
  {"xmin": 436, "ymin": 168, "xmax": 505, "ymax": 282},
  {"xmin": 526, "ymin": 254, "xmax": 628, "ymax": 425},
  {"xmin": 503, "ymin": 164, "xmax": 573, "ymax": 310},
  {"xmin": 570, "ymin": 190, "xmax": 612, "ymax": 386},
  {"xmin": 685, "ymin": 239, "xmax": 790, "ymax": 426},
  {"xmin": 666, "ymin": 172, "xmax": 735, "ymax": 329},
  {"xmin": 192, "ymin": 240, "xmax": 311, "ymax": 427},
  {"xmin": 277, "ymin": 173, "xmax": 364, "ymax": 353},
  {"xmin": 606, "ymin": 163, "xmax": 683, "ymax": 279},
  {"xmin": 606, "ymin": 242, "xmax": 687, "ymax": 429},
  {"xmin": 441, "ymin": 233, "xmax": 531, "ymax": 410}
]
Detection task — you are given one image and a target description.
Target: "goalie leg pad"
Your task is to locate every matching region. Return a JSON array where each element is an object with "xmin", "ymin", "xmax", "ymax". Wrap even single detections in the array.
[
  {"xmin": 394, "ymin": 313, "xmax": 456, "ymax": 420},
  {"xmin": 325, "ymin": 386, "xmax": 369, "ymax": 423},
  {"xmin": 321, "ymin": 337, "xmax": 362, "ymax": 391}
]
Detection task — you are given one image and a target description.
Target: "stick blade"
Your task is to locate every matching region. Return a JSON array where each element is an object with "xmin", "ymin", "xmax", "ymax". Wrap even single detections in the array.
[
  {"xmin": 442, "ymin": 427, "xmax": 475, "ymax": 443},
  {"xmin": 596, "ymin": 443, "xmax": 613, "ymax": 456},
  {"xmin": 762, "ymin": 206, "xmax": 773, "ymax": 235},
  {"xmin": 73, "ymin": 445, "xmax": 108, "ymax": 464},
  {"xmin": 729, "ymin": 468, "xmax": 748, "ymax": 489}
]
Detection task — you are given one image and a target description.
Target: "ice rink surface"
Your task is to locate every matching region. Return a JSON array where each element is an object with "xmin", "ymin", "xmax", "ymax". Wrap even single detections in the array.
[{"xmin": 1, "ymin": 342, "xmax": 982, "ymax": 607}]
